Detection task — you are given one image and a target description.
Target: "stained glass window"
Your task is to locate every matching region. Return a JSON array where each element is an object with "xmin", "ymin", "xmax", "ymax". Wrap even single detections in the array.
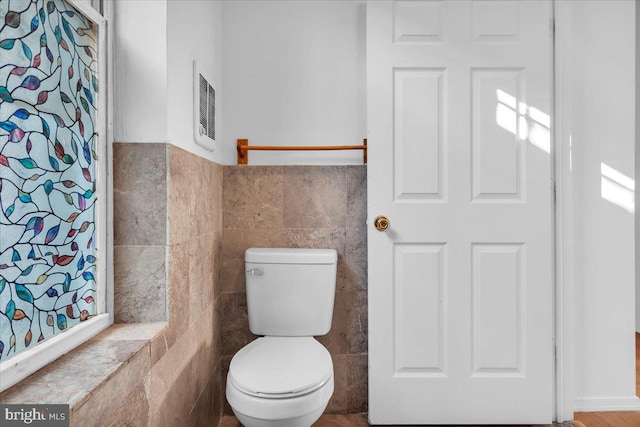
[{"xmin": 0, "ymin": 0, "xmax": 100, "ymax": 362}]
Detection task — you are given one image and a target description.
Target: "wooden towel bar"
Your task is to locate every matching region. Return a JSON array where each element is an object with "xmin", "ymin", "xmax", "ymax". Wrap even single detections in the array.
[{"xmin": 237, "ymin": 139, "xmax": 367, "ymax": 165}]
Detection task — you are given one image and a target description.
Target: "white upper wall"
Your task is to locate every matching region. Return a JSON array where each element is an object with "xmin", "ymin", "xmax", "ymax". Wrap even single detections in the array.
[
  {"xmin": 568, "ymin": 0, "xmax": 637, "ymax": 410},
  {"xmin": 114, "ymin": 0, "xmax": 168, "ymax": 143},
  {"xmin": 113, "ymin": 0, "xmax": 363, "ymax": 164},
  {"xmin": 167, "ymin": 0, "xmax": 222, "ymax": 163},
  {"xmin": 221, "ymin": 0, "xmax": 366, "ymax": 165},
  {"xmin": 114, "ymin": 0, "xmax": 222, "ymax": 163}
]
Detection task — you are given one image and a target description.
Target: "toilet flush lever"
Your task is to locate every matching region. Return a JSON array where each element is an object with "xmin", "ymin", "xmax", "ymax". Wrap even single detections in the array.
[{"xmin": 246, "ymin": 267, "xmax": 264, "ymax": 276}]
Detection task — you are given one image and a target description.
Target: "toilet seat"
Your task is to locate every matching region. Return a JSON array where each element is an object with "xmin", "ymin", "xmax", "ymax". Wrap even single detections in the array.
[{"xmin": 228, "ymin": 336, "xmax": 333, "ymax": 399}]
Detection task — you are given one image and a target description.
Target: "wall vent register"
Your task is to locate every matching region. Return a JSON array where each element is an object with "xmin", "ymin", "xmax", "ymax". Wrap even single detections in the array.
[{"xmin": 193, "ymin": 59, "xmax": 216, "ymax": 151}]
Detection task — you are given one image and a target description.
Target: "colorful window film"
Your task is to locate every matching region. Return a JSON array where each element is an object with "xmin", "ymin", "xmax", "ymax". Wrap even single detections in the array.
[{"xmin": 0, "ymin": 0, "xmax": 99, "ymax": 361}]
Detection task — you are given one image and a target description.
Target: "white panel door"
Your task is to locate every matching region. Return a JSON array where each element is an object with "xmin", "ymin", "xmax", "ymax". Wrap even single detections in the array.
[{"xmin": 367, "ymin": 1, "xmax": 553, "ymax": 424}]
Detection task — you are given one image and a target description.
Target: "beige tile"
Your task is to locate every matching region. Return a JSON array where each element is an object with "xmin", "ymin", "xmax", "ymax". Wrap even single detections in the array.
[
  {"xmin": 0, "ymin": 370, "xmax": 88, "ymax": 406},
  {"xmin": 221, "ymin": 356, "xmax": 233, "ymax": 416},
  {"xmin": 221, "ymin": 229, "xmax": 249, "ymax": 295},
  {"xmin": 283, "ymin": 166, "xmax": 347, "ymax": 229},
  {"xmin": 1, "ymin": 338, "xmax": 148, "ymax": 407},
  {"xmin": 71, "ymin": 345, "xmax": 150, "ymax": 427},
  {"xmin": 327, "ymin": 354, "xmax": 348, "ymax": 413},
  {"xmin": 168, "ymin": 145, "xmax": 192, "ymax": 242},
  {"xmin": 282, "ymin": 228, "xmax": 347, "ymax": 292},
  {"xmin": 347, "ymin": 354, "xmax": 368, "ymax": 413},
  {"xmin": 346, "ymin": 166, "xmax": 367, "ymax": 231},
  {"xmin": 347, "ymin": 290, "xmax": 368, "ymax": 355},
  {"xmin": 149, "ymin": 330, "xmax": 199, "ymax": 427},
  {"xmin": 221, "ymin": 293, "xmax": 257, "ymax": 356},
  {"xmin": 314, "ymin": 413, "xmax": 370, "ymax": 426},
  {"xmin": 346, "ymin": 228, "xmax": 367, "ymax": 291},
  {"xmin": 170, "ymin": 145, "xmax": 222, "ymax": 245},
  {"xmin": 212, "ymin": 162, "xmax": 225, "ymax": 233},
  {"xmin": 150, "ymin": 330, "xmax": 170, "ymax": 367},
  {"xmin": 190, "ymin": 375, "xmax": 215, "ymax": 427},
  {"xmin": 213, "ymin": 297, "xmax": 222, "ymax": 368},
  {"xmin": 218, "ymin": 415, "xmax": 241, "ymax": 427},
  {"xmin": 317, "ymin": 289, "xmax": 349, "ymax": 354},
  {"xmin": 221, "ymin": 227, "xmax": 283, "ymax": 293},
  {"xmin": 223, "ymin": 166, "xmax": 283, "ymax": 230},
  {"xmin": 114, "ymin": 245, "xmax": 167, "ymax": 323},
  {"xmin": 96, "ymin": 322, "xmax": 165, "ymax": 341},
  {"xmin": 188, "ymin": 307, "xmax": 216, "ymax": 404},
  {"xmin": 212, "ymin": 359, "xmax": 225, "ymax": 422},
  {"xmin": 73, "ymin": 340, "xmax": 149, "ymax": 408},
  {"xmin": 214, "ymin": 231, "xmax": 224, "ymax": 299},
  {"xmin": 113, "ymin": 143, "xmax": 167, "ymax": 246},
  {"xmin": 167, "ymin": 241, "xmax": 190, "ymax": 349},
  {"xmin": 189, "ymin": 235, "xmax": 216, "ymax": 324},
  {"xmin": 148, "ymin": 362, "xmax": 192, "ymax": 427},
  {"xmin": 281, "ymin": 228, "xmax": 347, "ymax": 253},
  {"xmin": 192, "ymin": 155, "xmax": 217, "ymax": 234},
  {"xmin": 98, "ymin": 384, "xmax": 149, "ymax": 427}
]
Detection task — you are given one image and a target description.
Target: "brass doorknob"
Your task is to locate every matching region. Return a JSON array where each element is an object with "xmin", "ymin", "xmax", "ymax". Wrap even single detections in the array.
[{"xmin": 374, "ymin": 215, "xmax": 390, "ymax": 231}]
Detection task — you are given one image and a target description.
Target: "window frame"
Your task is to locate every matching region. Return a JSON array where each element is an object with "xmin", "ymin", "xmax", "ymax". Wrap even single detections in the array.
[{"xmin": 0, "ymin": 0, "xmax": 113, "ymax": 393}]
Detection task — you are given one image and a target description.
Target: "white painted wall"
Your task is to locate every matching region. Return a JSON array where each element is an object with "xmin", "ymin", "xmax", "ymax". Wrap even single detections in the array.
[
  {"xmin": 221, "ymin": 0, "xmax": 366, "ymax": 165},
  {"xmin": 568, "ymin": 0, "xmax": 638, "ymax": 411},
  {"xmin": 114, "ymin": 0, "xmax": 222, "ymax": 163},
  {"xmin": 167, "ymin": 0, "xmax": 222, "ymax": 163},
  {"xmin": 114, "ymin": 0, "xmax": 167, "ymax": 143}
]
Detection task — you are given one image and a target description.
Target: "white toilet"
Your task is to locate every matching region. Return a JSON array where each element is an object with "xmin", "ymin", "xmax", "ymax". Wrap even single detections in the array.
[{"xmin": 226, "ymin": 248, "xmax": 338, "ymax": 427}]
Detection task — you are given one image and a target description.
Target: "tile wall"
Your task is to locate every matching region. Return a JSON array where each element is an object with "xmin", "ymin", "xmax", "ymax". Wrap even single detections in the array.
[
  {"xmin": 149, "ymin": 145, "xmax": 225, "ymax": 426},
  {"xmin": 84, "ymin": 143, "xmax": 224, "ymax": 426},
  {"xmin": 113, "ymin": 143, "xmax": 168, "ymax": 323},
  {"xmin": 220, "ymin": 165, "xmax": 368, "ymax": 414}
]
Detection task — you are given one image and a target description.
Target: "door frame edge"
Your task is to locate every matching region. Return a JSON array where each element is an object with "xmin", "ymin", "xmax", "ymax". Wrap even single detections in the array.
[{"xmin": 553, "ymin": 0, "xmax": 575, "ymax": 422}]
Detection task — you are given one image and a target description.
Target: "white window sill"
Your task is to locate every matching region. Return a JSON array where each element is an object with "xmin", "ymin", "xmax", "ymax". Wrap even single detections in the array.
[{"xmin": 0, "ymin": 322, "xmax": 166, "ymax": 408}]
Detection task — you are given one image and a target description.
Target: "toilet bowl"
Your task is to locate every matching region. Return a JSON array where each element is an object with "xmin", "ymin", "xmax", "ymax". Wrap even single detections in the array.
[
  {"xmin": 225, "ymin": 248, "xmax": 338, "ymax": 427},
  {"xmin": 226, "ymin": 337, "xmax": 334, "ymax": 427}
]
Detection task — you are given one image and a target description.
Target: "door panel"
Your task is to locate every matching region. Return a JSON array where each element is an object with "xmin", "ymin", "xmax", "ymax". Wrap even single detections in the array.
[
  {"xmin": 471, "ymin": 69, "xmax": 523, "ymax": 199},
  {"xmin": 367, "ymin": 1, "xmax": 553, "ymax": 424},
  {"xmin": 394, "ymin": 243, "xmax": 445, "ymax": 374},
  {"xmin": 471, "ymin": 243, "xmax": 523, "ymax": 374},
  {"xmin": 394, "ymin": 68, "xmax": 445, "ymax": 200}
]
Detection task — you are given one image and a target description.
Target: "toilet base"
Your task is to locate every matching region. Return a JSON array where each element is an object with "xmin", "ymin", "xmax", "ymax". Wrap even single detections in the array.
[
  {"xmin": 226, "ymin": 372, "xmax": 333, "ymax": 427},
  {"xmin": 232, "ymin": 406, "xmax": 325, "ymax": 427}
]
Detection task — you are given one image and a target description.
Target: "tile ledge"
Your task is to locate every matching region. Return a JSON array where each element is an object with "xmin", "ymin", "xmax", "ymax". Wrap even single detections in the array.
[
  {"xmin": 0, "ymin": 322, "xmax": 167, "ymax": 407},
  {"xmin": 95, "ymin": 322, "xmax": 166, "ymax": 342}
]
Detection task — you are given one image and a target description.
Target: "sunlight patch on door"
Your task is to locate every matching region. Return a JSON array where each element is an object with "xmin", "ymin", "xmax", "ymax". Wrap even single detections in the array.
[
  {"xmin": 496, "ymin": 89, "xmax": 550, "ymax": 153},
  {"xmin": 601, "ymin": 163, "xmax": 635, "ymax": 213}
]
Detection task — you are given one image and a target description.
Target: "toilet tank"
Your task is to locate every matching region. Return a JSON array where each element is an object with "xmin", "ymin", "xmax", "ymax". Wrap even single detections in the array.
[{"xmin": 245, "ymin": 248, "xmax": 337, "ymax": 336}]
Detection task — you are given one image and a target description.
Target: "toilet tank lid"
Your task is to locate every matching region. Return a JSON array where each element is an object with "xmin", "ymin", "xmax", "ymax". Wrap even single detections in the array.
[{"xmin": 245, "ymin": 248, "xmax": 337, "ymax": 264}]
